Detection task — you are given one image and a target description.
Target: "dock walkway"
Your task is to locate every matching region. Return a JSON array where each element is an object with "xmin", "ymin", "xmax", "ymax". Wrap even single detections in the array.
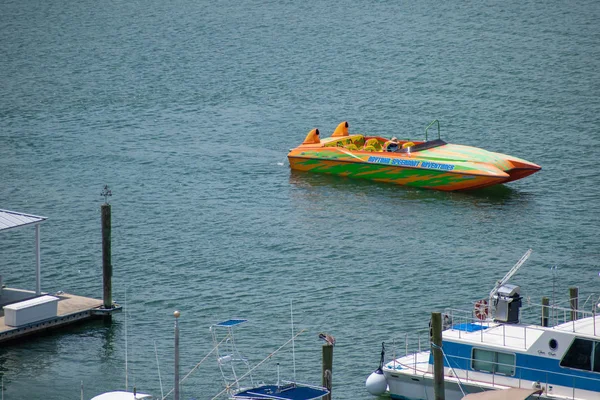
[{"xmin": 0, "ymin": 292, "xmax": 119, "ymax": 343}]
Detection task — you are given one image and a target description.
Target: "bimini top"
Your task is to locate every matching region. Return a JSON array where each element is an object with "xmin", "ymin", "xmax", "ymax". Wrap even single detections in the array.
[
  {"xmin": 0, "ymin": 209, "xmax": 46, "ymax": 232},
  {"xmin": 214, "ymin": 319, "xmax": 248, "ymax": 327}
]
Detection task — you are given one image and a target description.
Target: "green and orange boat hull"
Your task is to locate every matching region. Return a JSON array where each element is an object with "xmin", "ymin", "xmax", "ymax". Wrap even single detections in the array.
[{"xmin": 287, "ymin": 122, "xmax": 541, "ymax": 192}]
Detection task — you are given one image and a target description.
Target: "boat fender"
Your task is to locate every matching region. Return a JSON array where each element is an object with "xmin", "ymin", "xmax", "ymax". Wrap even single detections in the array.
[
  {"xmin": 366, "ymin": 342, "xmax": 388, "ymax": 396},
  {"xmin": 365, "ymin": 369, "xmax": 387, "ymax": 396}
]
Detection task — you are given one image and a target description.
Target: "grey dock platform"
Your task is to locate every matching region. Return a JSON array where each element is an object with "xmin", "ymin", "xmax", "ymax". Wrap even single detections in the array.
[{"xmin": 0, "ymin": 292, "xmax": 121, "ymax": 344}]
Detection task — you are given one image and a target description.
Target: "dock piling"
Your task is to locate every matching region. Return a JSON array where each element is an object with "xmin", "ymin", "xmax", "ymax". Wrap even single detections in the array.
[
  {"xmin": 101, "ymin": 201, "xmax": 112, "ymax": 310},
  {"xmin": 322, "ymin": 340, "xmax": 333, "ymax": 400},
  {"xmin": 569, "ymin": 287, "xmax": 579, "ymax": 321},
  {"xmin": 431, "ymin": 312, "xmax": 445, "ymax": 400},
  {"xmin": 541, "ymin": 297, "xmax": 549, "ymax": 327}
]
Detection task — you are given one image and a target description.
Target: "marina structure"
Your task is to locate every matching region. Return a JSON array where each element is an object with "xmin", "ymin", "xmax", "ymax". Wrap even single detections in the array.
[
  {"xmin": 366, "ymin": 250, "xmax": 600, "ymax": 400},
  {"xmin": 0, "ymin": 205, "xmax": 121, "ymax": 344}
]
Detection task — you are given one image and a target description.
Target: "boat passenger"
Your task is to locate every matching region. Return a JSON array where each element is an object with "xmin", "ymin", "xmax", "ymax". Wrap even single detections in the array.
[{"xmin": 384, "ymin": 137, "xmax": 400, "ymax": 152}]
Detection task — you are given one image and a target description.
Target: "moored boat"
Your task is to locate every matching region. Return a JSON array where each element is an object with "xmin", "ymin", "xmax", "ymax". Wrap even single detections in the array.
[
  {"xmin": 211, "ymin": 318, "xmax": 329, "ymax": 400},
  {"xmin": 365, "ymin": 250, "xmax": 600, "ymax": 400},
  {"xmin": 287, "ymin": 120, "xmax": 541, "ymax": 191}
]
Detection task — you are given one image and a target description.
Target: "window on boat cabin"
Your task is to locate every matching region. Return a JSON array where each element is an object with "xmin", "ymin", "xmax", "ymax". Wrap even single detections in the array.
[
  {"xmin": 471, "ymin": 348, "xmax": 515, "ymax": 376},
  {"xmin": 560, "ymin": 338, "xmax": 600, "ymax": 372}
]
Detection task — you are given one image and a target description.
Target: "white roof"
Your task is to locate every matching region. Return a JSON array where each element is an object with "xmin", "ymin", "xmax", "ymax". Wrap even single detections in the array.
[
  {"xmin": 554, "ymin": 315, "xmax": 600, "ymax": 338},
  {"xmin": 0, "ymin": 209, "xmax": 46, "ymax": 232},
  {"xmin": 444, "ymin": 322, "xmax": 546, "ymax": 350},
  {"xmin": 90, "ymin": 391, "xmax": 153, "ymax": 400}
]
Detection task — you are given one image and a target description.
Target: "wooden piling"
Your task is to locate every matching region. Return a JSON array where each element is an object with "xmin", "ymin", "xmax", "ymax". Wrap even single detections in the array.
[
  {"xmin": 101, "ymin": 203, "xmax": 112, "ymax": 310},
  {"xmin": 322, "ymin": 343, "xmax": 333, "ymax": 400},
  {"xmin": 541, "ymin": 297, "xmax": 549, "ymax": 327},
  {"xmin": 431, "ymin": 312, "xmax": 445, "ymax": 400},
  {"xmin": 570, "ymin": 287, "xmax": 579, "ymax": 321}
]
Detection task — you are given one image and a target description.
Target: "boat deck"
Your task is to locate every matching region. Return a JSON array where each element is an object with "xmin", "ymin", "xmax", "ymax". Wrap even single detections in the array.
[{"xmin": 443, "ymin": 322, "xmax": 546, "ymax": 350}]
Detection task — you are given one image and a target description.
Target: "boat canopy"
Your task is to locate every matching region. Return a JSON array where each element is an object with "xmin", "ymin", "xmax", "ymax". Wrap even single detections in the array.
[
  {"xmin": 214, "ymin": 319, "xmax": 248, "ymax": 327},
  {"xmin": 233, "ymin": 383, "xmax": 329, "ymax": 400}
]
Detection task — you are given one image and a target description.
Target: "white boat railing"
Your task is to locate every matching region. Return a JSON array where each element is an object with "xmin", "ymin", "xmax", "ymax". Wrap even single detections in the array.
[
  {"xmin": 384, "ymin": 331, "xmax": 600, "ymax": 400},
  {"xmin": 439, "ymin": 295, "xmax": 600, "ymax": 345},
  {"xmin": 388, "ymin": 295, "xmax": 600, "ymax": 351}
]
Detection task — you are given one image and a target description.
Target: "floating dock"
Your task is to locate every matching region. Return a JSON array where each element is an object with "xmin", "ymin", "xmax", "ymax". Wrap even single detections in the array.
[
  {"xmin": 0, "ymin": 201, "xmax": 120, "ymax": 345},
  {"xmin": 0, "ymin": 290, "xmax": 120, "ymax": 344}
]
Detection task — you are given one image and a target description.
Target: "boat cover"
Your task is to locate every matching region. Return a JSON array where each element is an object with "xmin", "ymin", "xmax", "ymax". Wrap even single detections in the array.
[
  {"xmin": 90, "ymin": 391, "xmax": 153, "ymax": 400},
  {"xmin": 233, "ymin": 384, "xmax": 329, "ymax": 400}
]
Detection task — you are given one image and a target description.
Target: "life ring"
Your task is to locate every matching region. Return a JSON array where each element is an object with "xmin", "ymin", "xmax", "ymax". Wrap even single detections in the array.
[{"xmin": 474, "ymin": 299, "xmax": 489, "ymax": 321}]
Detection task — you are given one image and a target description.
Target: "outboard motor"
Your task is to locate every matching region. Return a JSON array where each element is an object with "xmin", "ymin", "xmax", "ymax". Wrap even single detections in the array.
[{"xmin": 493, "ymin": 284, "xmax": 522, "ymax": 323}]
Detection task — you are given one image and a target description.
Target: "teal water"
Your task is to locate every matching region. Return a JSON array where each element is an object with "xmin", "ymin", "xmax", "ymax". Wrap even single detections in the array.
[{"xmin": 1, "ymin": 0, "xmax": 600, "ymax": 399}]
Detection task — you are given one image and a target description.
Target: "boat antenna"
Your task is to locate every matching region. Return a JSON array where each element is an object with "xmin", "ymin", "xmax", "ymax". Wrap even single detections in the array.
[
  {"xmin": 154, "ymin": 340, "xmax": 164, "ymax": 399},
  {"xmin": 291, "ymin": 299, "xmax": 297, "ymax": 383},
  {"xmin": 174, "ymin": 310, "xmax": 181, "ymax": 400},
  {"xmin": 277, "ymin": 362, "xmax": 281, "ymax": 386}
]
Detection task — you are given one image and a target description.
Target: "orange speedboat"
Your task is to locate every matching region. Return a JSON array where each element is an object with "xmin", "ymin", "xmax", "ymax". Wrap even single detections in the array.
[{"xmin": 287, "ymin": 120, "xmax": 541, "ymax": 191}]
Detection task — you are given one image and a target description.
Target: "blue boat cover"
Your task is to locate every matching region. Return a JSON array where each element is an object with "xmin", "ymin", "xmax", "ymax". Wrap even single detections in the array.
[
  {"xmin": 215, "ymin": 319, "xmax": 248, "ymax": 327},
  {"xmin": 233, "ymin": 384, "xmax": 329, "ymax": 400},
  {"xmin": 452, "ymin": 323, "xmax": 489, "ymax": 332}
]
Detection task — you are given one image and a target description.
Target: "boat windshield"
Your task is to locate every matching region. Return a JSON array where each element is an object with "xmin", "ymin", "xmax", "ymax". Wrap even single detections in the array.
[{"xmin": 394, "ymin": 139, "xmax": 447, "ymax": 154}]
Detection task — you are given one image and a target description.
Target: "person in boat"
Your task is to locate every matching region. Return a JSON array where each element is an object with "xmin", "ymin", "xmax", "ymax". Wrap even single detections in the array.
[{"xmin": 384, "ymin": 137, "xmax": 400, "ymax": 152}]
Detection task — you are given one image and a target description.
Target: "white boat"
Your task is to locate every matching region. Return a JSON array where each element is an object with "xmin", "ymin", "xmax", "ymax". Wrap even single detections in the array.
[
  {"xmin": 365, "ymin": 250, "xmax": 600, "ymax": 400},
  {"xmin": 90, "ymin": 391, "xmax": 153, "ymax": 400}
]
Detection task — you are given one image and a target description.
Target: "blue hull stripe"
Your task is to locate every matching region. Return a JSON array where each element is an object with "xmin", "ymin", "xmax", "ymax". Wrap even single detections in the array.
[{"xmin": 439, "ymin": 341, "xmax": 600, "ymax": 392}]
